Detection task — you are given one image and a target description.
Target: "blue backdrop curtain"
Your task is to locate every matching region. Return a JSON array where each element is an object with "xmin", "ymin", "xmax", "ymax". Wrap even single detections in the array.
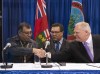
[
  {"xmin": 3, "ymin": 0, "xmax": 72, "ymax": 46},
  {"xmin": 2, "ymin": 0, "xmax": 100, "ymax": 62},
  {"xmin": 3, "ymin": 0, "xmax": 37, "ymax": 46},
  {"xmin": 82, "ymin": 0, "xmax": 100, "ymax": 34}
]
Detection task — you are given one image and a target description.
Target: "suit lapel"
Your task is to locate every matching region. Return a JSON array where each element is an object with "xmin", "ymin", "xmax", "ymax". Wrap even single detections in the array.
[
  {"xmin": 92, "ymin": 35, "xmax": 97, "ymax": 62},
  {"xmin": 49, "ymin": 40, "xmax": 56, "ymax": 52},
  {"xmin": 79, "ymin": 42, "xmax": 92, "ymax": 62},
  {"xmin": 60, "ymin": 39, "xmax": 65, "ymax": 51}
]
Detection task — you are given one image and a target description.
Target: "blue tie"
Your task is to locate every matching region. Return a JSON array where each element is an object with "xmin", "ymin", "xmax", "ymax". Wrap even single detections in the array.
[{"xmin": 55, "ymin": 42, "xmax": 60, "ymax": 52}]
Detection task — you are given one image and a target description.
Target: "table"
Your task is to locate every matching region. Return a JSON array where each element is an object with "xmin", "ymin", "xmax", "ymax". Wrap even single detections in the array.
[{"xmin": 0, "ymin": 63, "xmax": 100, "ymax": 74}]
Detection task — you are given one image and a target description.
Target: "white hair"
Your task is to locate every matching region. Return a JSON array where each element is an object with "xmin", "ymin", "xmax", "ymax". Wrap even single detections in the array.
[{"xmin": 75, "ymin": 22, "xmax": 91, "ymax": 33}]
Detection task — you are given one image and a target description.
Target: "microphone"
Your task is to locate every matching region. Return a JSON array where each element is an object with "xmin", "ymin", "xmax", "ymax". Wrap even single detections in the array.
[
  {"xmin": 41, "ymin": 41, "xmax": 52, "ymax": 68},
  {"xmin": 45, "ymin": 41, "xmax": 50, "ymax": 49},
  {"xmin": 1, "ymin": 43, "xmax": 13, "ymax": 69},
  {"xmin": 3, "ymin": 43, "xmax": 11, "ymax": 50}
]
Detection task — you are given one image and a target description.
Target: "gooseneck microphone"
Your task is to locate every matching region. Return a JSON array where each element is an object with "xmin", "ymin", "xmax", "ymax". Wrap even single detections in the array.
[
  {"xmin": 3, "ymin": 43, "xmax": 11, "ymax": 50},
  {"xmin": 45, "ymin": 41, "xmax": 50, "ymax": 49},
  {"xmin": 1, "ymin": 43, "xmax": 13, "ymax": 69},
  {"xmin": 41, "ymin": 41, "xmax": 52, "ymax": 68}
]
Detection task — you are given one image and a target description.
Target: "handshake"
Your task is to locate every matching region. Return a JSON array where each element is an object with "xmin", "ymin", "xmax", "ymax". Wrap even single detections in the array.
[{"xmin": 32, "ymin": 48, "xmax": 51, "ymax": 58}]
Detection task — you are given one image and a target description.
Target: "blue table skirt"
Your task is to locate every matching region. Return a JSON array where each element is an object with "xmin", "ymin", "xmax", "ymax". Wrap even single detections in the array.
[{"xmin": 0, "ymin": 70, "xmax": 100, "ymax": 74}]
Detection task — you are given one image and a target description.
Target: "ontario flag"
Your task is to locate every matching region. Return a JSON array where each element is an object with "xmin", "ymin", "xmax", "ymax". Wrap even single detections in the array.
[{"xmin": 34, "ymin": 0, "xmax": 50, "ymax": 47}]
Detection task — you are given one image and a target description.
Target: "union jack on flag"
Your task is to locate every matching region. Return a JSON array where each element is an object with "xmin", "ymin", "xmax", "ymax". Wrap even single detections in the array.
[{"xmin": 34, "ymin": 0, "xmax": 50, "ymax": 47}]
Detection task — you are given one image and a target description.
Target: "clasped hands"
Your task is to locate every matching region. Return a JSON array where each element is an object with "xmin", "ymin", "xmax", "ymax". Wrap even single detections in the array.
[{"xmin": 33, "ymin": 48, "xmax": 50, "ymax": 58}]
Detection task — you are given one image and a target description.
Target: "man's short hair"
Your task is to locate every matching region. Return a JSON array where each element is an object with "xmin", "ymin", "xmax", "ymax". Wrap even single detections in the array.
[
  {"xmin": 75, "ymin": 22, "xmax": 91, "ymax": 33},
  {"xmin": 18, "ymin": 22, "xmax": 31, "ymax": 33},
  {"xmin": 51, "ymin": 23, "xmax": 64, "ymax": 32}
]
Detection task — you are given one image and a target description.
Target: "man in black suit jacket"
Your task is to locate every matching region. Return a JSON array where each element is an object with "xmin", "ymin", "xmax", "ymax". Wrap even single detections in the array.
[
  {"xmin": 49, "ymin": 22, "xmax": 100, "ymax": 63},
  {"xmin": 41, "ymin": 23, "xmax": 69, "ymax": 63},
  {"xmin": 67, "ymin": 35, "xmax": 100, "ymax": 63},
  {"xmin": 47, "ymin": 23, "xmax": 69, "ymax": 52}
]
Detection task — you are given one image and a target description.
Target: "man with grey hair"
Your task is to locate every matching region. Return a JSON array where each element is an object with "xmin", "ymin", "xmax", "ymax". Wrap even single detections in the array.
[
  {"xmin": 46, "ymin": 21, "xmax": 100, "ymax": 63},
  {"xmin": 74, "ymin": 22, "xmax": 91, "ymax": 42}
]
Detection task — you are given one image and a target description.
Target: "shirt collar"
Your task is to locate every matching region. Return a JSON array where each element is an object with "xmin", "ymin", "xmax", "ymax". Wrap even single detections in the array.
[
  {"xmin": 82, "ymin": 34, "xmax": 92, "ymax": 45},
  {"xmin": 86, "ymin": 34, "xmax": 92, "ymax": 44},
  {"xmin": 59, "ymin": 38, "xmax": 63, "ymax": 44}
]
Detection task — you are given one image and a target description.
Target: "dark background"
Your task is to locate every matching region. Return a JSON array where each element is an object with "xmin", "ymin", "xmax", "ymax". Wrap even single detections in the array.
[{"xmin": 0, "ymin": 0, "xmax": 2, "ymax": 62}]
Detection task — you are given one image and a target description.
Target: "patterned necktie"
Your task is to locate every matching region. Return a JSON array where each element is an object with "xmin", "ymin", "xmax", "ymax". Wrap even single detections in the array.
[
  {"xmin": 55, "ymin": 42, "xmax": 60, "ymax": 52},
  {"xmin": 84, "ymin": 42, "xmax": 93, "ymax": 62}
]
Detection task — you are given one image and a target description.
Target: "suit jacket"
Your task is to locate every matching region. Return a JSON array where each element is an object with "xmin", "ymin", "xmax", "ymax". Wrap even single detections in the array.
[
  {"xmin": 45, "ymin": 38, "xmax": 70, "ymax": 62},
  {"xmin": 51, "ymin": 35, "xmax": 100, "ymax": 63}
]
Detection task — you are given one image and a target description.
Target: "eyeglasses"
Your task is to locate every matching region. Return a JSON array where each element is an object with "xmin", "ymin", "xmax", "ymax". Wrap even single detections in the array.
[
  {"xmin": 50, "ymin": 31, "xmax": 61, "ymax": 34},
  {"xmin": 22, "ymin": 31, "xmax": 32, "ymax": 35}
]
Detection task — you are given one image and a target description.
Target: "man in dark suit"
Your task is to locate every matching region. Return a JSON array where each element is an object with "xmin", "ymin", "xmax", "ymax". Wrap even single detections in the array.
[
  {"xmin": 42, "ymin": 23, "xmax": 70, "ymax": 63},
  {"xmin": 48, "ymin": 22, "xmax": 100, "ymax": 63}
]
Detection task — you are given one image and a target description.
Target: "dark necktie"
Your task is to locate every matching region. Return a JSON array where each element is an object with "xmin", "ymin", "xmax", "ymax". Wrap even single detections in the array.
[
  {"xmin": 84, "ymin": 42, "xmax": 93, "ymax": 62},
  {"xmin": 55, "ymin": 42, "xmax": 60, "ymax": 52}
]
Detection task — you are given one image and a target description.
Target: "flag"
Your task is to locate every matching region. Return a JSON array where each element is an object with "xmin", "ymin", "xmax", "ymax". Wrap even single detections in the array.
[
  {"xmin": 34, "ymin": 0, "xmax": 50, "ymax": 47},
  {"xmin": 67, "ymin": 0, "xmax": 84, "ymax": 41}
]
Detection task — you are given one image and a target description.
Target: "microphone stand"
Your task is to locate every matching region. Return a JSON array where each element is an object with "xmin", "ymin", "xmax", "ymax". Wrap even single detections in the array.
[
  {"xmin": 41, "ymin": 41, "xmax": 52, "ymax": 68},
  {"xmin": 41, "ymin": 53, "xmax": 52, "ymax": 68},
  {"xmin": 1, "ymin": 48, "xmax": 13, "ymax": 69}
]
